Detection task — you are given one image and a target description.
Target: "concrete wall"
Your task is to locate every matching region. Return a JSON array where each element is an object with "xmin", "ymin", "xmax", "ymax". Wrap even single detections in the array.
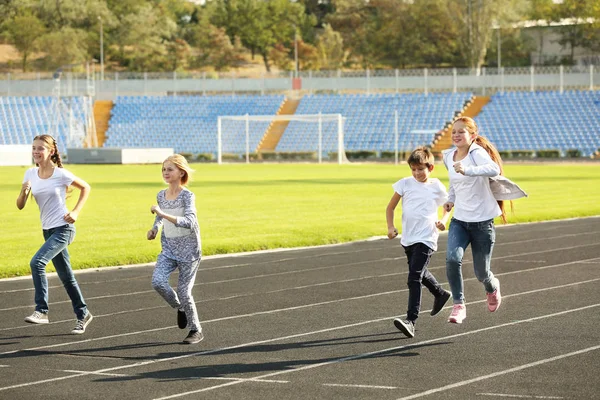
[
  {"xmin": 67, "ymin": 148, "xmax": 173, "ymax": 164},
  {"xmin": 0, "ymin": 145, "xmax": 31, "ymax": 166}
]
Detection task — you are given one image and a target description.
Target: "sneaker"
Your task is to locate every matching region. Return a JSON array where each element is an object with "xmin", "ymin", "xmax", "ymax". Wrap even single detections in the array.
[
  {"xmin": 448, "ymin": 304, "xmax": 466, "ymax": 324},
  {"xmin": 24, "ymin": 311, "xmax": 49, "ymax": 324},
  {"xmin": 487, "ymin": 280, "xmax": 502, "ymax": 312},
  {"xmin": 177, "ymin": 309, "xmax": 187, "ymax": 329},
  {"xmin": 71, "ymin": 312, "xmax": 93, "ymax": 335},
  {"xmin": 183, "ymin": 330, "xmax": 204, "ymax": 344},
  {"xmin": 431, "ymin": 290, "xmax": 451, "ymax": 316},
  {"xmin": 393, "ymin": 318, "xmax": 415, "ymax": 338}
]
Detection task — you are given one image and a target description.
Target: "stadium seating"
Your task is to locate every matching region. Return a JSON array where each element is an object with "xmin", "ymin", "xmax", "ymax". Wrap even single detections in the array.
[
  {"xmin": 0, "ymin": 96, "xmax": 87, "ymax": 154},
  {"xmin": 104, "ymin": 95, "xmax": 285, "ymax": 155},
  {"xmin": 474, "ymin": 90, "xmax": 600, "ymax": 157},
  {"xmin": 2, "ymin": 91, "xmax": 598, "ymax": 159},
  {"xmin": 278, "ymin": 93, "xmax": 473, "ymax": 155}
]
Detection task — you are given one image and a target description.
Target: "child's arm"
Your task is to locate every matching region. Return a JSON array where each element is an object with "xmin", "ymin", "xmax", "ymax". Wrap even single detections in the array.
[
  {"xmin": 436, "ymin": 180, "xmax": 451, "ymax": 231},
  {"xmin": 386, "ymin": 193, "xmax": 401, "ymax": 239},
  {"xmin": 16, "ymin": 181, "xmax": 31, "ymax": 210},
  {"xmin": 454, "ymin": 149, "xmax": 500, "ymax": 177},
  {"xmin": 64, "ymin": 176, "xmax": 91, "ymax": 224},
  {"xmin": 151, "ymin": 192, "xmax": 197, "ymax": 228},
  {"xmin": 148, "ymin": 193, "xmax": 163, "ymax": 240},
  {"xmin": 435, "ymin": 207, "xmax": 451, "ymax": 231}
]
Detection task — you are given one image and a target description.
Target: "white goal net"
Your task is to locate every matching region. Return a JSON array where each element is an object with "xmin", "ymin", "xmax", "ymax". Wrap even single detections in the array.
[{"xmin": 217, "ymin": 113, "xmax": 348, "ymax": 164}]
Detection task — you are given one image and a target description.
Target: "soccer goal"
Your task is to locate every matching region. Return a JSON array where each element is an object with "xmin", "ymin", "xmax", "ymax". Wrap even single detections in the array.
[{"xmin": 217, "ymin": 113, "xmax": 347, "ymax": 164}]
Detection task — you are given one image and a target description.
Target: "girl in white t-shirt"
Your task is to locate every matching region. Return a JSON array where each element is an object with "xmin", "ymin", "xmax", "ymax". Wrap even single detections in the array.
[
  {"xmin": 16, "ymin": 134, "xmax": 93, "ymax": 334},
  {"xmin": 442, "ymin": 117, "xmax": 506, "ymax": 324},
  {"xmin": 386, "ymin": 147, "xmax": 451, "ymax": 338}
]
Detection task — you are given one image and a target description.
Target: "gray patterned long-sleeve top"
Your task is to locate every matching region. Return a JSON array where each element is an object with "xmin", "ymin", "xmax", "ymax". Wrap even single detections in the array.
[{"xmin": 152, "ymin": 188, "xmax": 201, "ymax": 262}]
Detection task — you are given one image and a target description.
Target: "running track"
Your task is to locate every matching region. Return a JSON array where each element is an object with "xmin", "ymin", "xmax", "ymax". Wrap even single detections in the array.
[{"xmin": 0, "ymin": 217, "xmax": 599, "ymax": 399}]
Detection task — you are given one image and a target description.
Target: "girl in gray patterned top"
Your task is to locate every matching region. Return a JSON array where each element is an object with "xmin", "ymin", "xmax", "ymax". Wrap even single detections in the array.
[{"xmin": 147, "ymin": 154, "xmax": 203, "ymax": 344}]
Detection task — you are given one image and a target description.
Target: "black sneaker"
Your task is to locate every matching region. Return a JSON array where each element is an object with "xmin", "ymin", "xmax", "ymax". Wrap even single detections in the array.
[
  {"xmin": 183, "ymin": 330, "xmax": 204, "ymax": 344},
  {"xmin": 431, "ymin": 290, "xmax": 451, "ymax": 316},
  {"xmin": 393, "ymin": 318, "xmax": 415, "ymax": 338},
  {"xmin": 177, "ymin": 309, "xmax": 187, "ymax": 329}
]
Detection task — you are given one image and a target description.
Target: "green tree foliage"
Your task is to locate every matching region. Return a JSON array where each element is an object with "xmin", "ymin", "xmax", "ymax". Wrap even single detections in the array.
[
  {"xmin": 447, "ymin": 0, "xmax": 529, "ymax": 70},
  {"xmin": 527, "ymin": 0, "xmax": 556, "ymax": 65},
  {"xmin": 316, "ymin": 23, "xmax": 345, "ymax": 70},
  {"xmin": 39, "ymin": 27, "xmax": 89, "ymax": 69},
  {"xmin": 4, "ymin": 12, "xmax": 45, "ymax": 71},
  {"xmin": 191, "ymin": 20, "xmax": 245, "ymax": 71},
  {"xmin": 119, "ymin": 4, "xmax": 178, "ymax": 71},
  {"xmin": 212, "ymin": 0, "xmax": 305, "ymax": 71},
  {"xmin": 0, "ymin": 0, "xmax": 597, "ymax": 73},
  {"xmin": 554, "ymin": 0, "xmax": 599, "ymax": 63},
  {"xmin": 486, "ymin": 28, "xmax": 535, "ymax": 67}
]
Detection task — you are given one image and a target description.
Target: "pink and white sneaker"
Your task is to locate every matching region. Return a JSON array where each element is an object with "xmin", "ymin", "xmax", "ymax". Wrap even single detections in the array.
[
  {"xmin": 448, "ymin": 304, "xmax": 466, "ymax": 324},
  {"xmin": 487, "ymin": 280, "xmax": 502, "ymax": 312}
]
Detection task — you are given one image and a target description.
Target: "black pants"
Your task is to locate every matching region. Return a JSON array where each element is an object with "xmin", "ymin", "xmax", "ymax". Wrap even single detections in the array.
[{"xmin": 403, "ymin": 242, "xmax": 445, "ymax": 321}]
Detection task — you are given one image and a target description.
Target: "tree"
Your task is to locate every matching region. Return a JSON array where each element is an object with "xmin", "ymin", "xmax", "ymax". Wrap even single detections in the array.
[
  {"xmin": 316, "ymin": 23, "xmax": 345, "ymax": 70},
  {"xmin": 192, "ymin": 21, "xmax": 245, "ymax": 71},
  {"xmin": 327, "ymin": 0, "xmax": 378, "ymax": 67},
  {"xmin": 212, "ymin": 0, "xmax": 305, "ymax": 71},
  {"xmin": 39, "ymin": 27, "xmax": 89, "ymax": 69},
  {"xmin": 5, "ymin": 12, "xmax": 45, "ymax": 71},
  {"xmin": 448, "ymin": 0, "xmax": 529, "ymax": 70},
  {"xmin": 554, "ymin": 0, "xmax": 598, "ymax": 64},
  {"xmin": 120, "ymin": 4, "xmax": 178, "ymax": 71},
  {"xmin": 528, "ymin": 0, "xmax": 556, "ymax": 65}
]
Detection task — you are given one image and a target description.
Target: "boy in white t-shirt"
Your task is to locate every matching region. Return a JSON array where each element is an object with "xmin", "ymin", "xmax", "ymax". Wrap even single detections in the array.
[{"xmin": 386, "ymin": 147, "xmax": 451, "ymax": 338}]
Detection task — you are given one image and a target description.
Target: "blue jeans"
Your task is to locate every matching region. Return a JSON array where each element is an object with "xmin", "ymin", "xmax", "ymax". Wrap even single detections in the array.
[
  {"xmin": 403, "ymin": 243, "xmax": 446, "ymax": 321},
  {"xmin": 30, "ymin": 224, "xmax": 88, "ymax": 319},
  {"xmin": 446, "ymin": 218, "xmax": 497, "ymax": 304}
]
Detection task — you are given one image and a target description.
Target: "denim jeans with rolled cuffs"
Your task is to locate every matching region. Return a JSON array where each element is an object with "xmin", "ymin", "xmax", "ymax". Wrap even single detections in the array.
[
  {"xmin": 30, "ymin": 224, "xmax": 88, "ymax": 320},
  {"xmin": 446, "ymin": 218, "xmax": 497, "ymax": 304}
]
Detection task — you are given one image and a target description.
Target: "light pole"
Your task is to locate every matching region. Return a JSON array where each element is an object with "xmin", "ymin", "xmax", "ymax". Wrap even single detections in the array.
[
  {"xmin": 294, "ymin": 25, "xmax": 299, "ymax": 78},
  {"xmin": 98, "ymin": 16, "xmax": 104, "ymax": 81}
]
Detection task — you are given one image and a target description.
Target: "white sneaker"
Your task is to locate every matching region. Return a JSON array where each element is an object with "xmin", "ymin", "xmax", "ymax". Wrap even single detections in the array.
[
  {"xmin": 24, "ymin": 311, "xmax": 49, "ymax": 324},
  {"xmin": 71, "ymin": 312, "xmax": 93, "ymax": 335},
  {"xmin": 448, "ymin": 304, "xmax": 466, "ymax": 324}
]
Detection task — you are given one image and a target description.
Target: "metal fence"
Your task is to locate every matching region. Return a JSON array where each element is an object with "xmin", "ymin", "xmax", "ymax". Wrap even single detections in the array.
[{"xmin": 0, "ymin": 66, "xmax": 598, "ymax": 99}]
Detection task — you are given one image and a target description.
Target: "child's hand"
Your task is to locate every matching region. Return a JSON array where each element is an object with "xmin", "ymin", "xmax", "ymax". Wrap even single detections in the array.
[
  {"xmin": 22, "ymin": 181, "xmax": 31, "ymax": 194},
  {"xmin": 443, "ymin": 202, "xmax": 454, "ymax": 212},
  {"xmin": 388, "ymin": 227, "xmax": 398, "ymax": 239},
  {"xmin": 150, "ymin": 205, "xmax": 162, "ymax": 216},
  {"xmin": 147, "ymin": 229, "xmax": 157, "ymax": 240},
  {"xmin": 435, "ymin": 220, "xmax": 446, "ymax": 231},
  {"xmin": 64, "ymin": 210, "xmax": 79, "ymax": 224},
  {"xmin": 453, "ymin": 162, "xmax": 465, "ymax": 175}
]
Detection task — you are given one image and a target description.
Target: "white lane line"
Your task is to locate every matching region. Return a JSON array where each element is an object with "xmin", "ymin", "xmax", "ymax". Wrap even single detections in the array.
[
  {"xmin": 200, "ymin": 377, "xmax": 288, "ymax": 383},
  {"xmin": 151, "ymin": 303, "xmax": 600, "ymax": 399},
  {"xmin": 395, "ymin": 345, "xmax": 600, "ymax": 400},
  {"xmin": 2, "ymin": 241, "xmax": 598, "ymax": 315},
  {"xmin": 323, "ymin": 383, "xmax": 398, "ymax": 390},
  {"xmin": 61, "ymin": 370, "xmax": 128, "ymax": 377},
  {"xmin": 0, "ymin": 280, "xmax": 596, "ymax": 394},
  {"xmin": 0, "ymin": 252, "xmax": 598, "ymax": 349},
  {"xmin": 0, "ymin": 227, "xmax": 597, "ymax": 293},
  {"xmin": 476, "ymin": 393, "xmax": 563, "ymax": 399}
]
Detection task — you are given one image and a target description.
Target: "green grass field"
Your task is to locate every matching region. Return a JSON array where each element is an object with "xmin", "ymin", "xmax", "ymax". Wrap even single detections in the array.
[{"xmin": 1, "ymin": 162, "xmax": 599, "ymax": 279}]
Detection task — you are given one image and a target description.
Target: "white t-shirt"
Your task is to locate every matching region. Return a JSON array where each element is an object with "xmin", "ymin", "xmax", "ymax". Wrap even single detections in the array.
[
  {"xmin": 392, "ymin": 177, "xmax": 448, "ymax": 251},
  {"xmin": 23, "ymin": 167, "xmax": 75, "ymax": 229},
  {"xmin": 446, "ymin": 147, "xmax": 502, "ymax": 222}
]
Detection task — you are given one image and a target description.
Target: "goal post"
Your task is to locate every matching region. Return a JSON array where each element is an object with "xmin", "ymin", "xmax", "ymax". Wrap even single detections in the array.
[{"xmin": 217, "ymin": 113, "xmax": 347, "ymax": 164}]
